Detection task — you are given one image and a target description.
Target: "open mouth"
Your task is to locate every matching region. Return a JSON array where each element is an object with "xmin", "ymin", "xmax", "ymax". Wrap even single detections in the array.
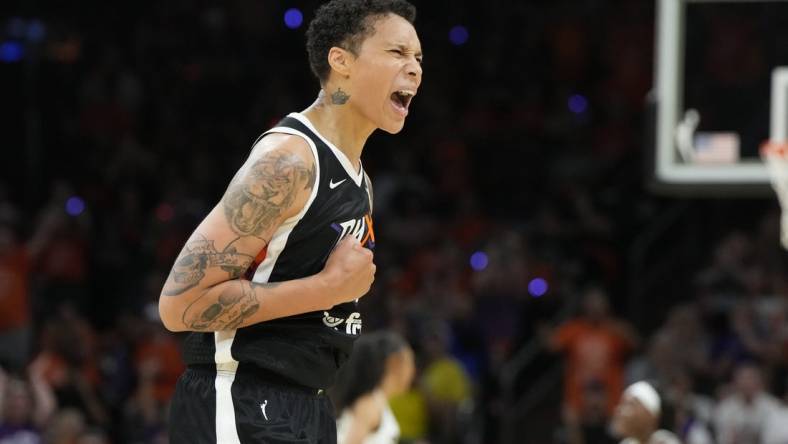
[{"xmin": 390, "ymin": 90, "xmax": 414, "ymax": 114}]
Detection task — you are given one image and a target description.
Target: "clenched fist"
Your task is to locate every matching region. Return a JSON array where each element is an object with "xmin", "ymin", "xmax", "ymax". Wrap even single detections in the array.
[{"xmin": 320, "ymin": 236, "xmax": 376, "ymax": 306}]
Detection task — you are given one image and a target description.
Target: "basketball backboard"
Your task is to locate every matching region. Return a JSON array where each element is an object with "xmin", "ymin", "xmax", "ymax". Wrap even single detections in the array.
[{"xmin": 652, "ymin": 0, "xmax": 788, "ymax": 195}]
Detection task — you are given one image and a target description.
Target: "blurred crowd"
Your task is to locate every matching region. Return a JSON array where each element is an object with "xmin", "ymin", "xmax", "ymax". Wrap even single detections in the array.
[
  {"xmin": 2, "ymin": 0, "xmax": 788, "ymax": 443},
  {"xmin": 545, "ymin": 219, "xmax": 788, "ymax": 444}
]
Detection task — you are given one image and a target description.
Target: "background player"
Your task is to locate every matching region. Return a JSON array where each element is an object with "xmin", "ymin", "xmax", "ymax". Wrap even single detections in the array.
[
  {"xmin": 158, "ymin": 0, "xmax": 422, "ymax": 442},
  {"xmin": 333, "ymin": 331, "xmax": 415, "ymax": 444},
  {"xmin": 611, "ymin": 381, "xmax": 680, "ymax": 444}
]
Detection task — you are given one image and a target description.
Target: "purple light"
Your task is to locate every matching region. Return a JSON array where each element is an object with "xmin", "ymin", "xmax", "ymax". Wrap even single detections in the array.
[
  {"xmin": 0, "ymin": 41, "xmax": 23, "ymax": 63},
  {"xmin": 449, "ymin": 25, "xmax": 469, "ymax": 46},
  {"xmin": 568, "ymin": 94, "xmax": 588, "ymax": 114},
  {"xmin": 65, "ymin": 196, "xmax": 85, "ymax": 216},
  {"xmin": 284, "ymin": 8, "xmax": 303, "ymax": 29},
  {"xmin": 470, "ymin": 251, "xmax": 488, "ymax": 271},
  {"xmin": 528, "ymin": 278, "xmax": 548, "ymax": 297}
]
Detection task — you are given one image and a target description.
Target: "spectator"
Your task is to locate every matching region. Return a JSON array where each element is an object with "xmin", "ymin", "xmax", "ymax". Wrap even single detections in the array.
[
  {"xmin": 762, "ymin": 395, "xmax": 788, "ymax": 444},
  {"xmin": 121, "ymin": 322, "xmax": 175, "ymax": 444},
  {"xmin": 547, "ymin": 287, "xmax": 638, "ymax": 429},
  {"xmin": 389, "ymin": 386, "xmax": 430, "ymax": 444},
  {"xmin": 0, "ymin": 200, "xmax": 61, "ymax": 372},
  {"xmin": 562, "ymin": 380, "xmax": 617, "ymax": 444},
  {"xmin": 31, "ymin": 182, "xmax": 92, "ymax": 321},
  {"xmin": 713, "ymin": 363, "xmax": 779, "ymax": 444},
  {"xmin": 625, "ymin": 333, "xmax": 680, "ymax": 390},
  {"xmin": 132, "ymin": 317, "xmax": 183, "ymax": 405},
  {"xmin": 0, "ymin": 207, "xmax": 33, "ymax": 373},
  {"xmin": 42, "ymin": 409, "xmax": 85, "ymax": 444},
  {"xmin": 0, "ymin": 361, "xmax": 56, "ymax": 444},
  {"xmin": 420, "ymin": 321, "xmax": 472, "ymax": 444},
  {"xmin": 34, "ymin": 307, "xmax": 107, "ymax": 427},
  {"xmin": 664, "ymin": 372, "xmax": 714, "ymax": 444}
]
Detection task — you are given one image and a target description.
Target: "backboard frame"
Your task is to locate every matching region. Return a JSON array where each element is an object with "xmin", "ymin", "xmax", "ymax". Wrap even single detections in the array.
[{"xmin": 651, "ymin": 0, "xmax": 787, "ymax": 196}]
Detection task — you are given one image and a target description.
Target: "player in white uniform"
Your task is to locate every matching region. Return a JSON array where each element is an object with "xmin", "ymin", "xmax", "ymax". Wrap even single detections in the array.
[
  {"xmin": 612, "ymin": 381, "xmax": 680, "ymax": 444},
  {"xmin": 332, "ymin": 331, "xmax": 415, "ymax": 444}
]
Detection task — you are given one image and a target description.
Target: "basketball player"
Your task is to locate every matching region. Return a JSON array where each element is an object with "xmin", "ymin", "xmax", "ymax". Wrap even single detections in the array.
[
  {"xmin": 611, "ymin": 382, "xmax": 680, "ymax": 444},
  {"xmin": 157, "ymin": 0, "xmax": 422, "ymax": 442},
  {"xmin": 332, "ymin": 331, "xmax": 415, "ymax": 444}
]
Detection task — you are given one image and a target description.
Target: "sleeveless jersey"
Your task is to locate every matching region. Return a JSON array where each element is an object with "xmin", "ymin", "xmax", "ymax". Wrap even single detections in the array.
[{"xmin": 181, "ymin": 112, "xmax": 375, "ymax": 389}]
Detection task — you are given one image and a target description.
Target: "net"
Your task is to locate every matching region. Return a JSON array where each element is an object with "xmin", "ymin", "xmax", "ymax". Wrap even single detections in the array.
[{"xmin": 762, "ymin": 142, "xmax": 788, "ymax": 249}]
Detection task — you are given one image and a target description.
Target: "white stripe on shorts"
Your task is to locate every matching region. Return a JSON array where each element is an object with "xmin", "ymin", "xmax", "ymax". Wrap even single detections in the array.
[{"xmin": 215, "ymin": 331, "xmax": 241, "ymax": 444}]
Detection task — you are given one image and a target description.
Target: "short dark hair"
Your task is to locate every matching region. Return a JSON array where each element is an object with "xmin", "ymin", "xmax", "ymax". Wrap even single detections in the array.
[
  {"xmin": 305, "ymin": 0, "xmax": 416, "ymax": 83},
  {"xmin": 329, "ymin": 331, "xmax": 408, "ymax": 412}
]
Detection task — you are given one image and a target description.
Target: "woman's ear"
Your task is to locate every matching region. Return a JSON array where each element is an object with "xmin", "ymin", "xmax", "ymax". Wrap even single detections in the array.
[{"xmin": 327, "ymin": 46, "xmax": 354, "ymax": 78}]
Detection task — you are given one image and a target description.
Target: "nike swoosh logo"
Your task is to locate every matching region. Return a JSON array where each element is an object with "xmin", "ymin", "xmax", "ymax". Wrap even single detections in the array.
[{"xmin": 329, "ymin": 178, "xmax": 347, "ymax": 189}]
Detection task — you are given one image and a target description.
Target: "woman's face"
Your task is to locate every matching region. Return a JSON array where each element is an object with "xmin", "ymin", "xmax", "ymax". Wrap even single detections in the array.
[
  {"xmin": 344, "ymin": 13, "xmax": 422, "ymax": 134},
  {"xmin": 611, "ymin": 394, "xmax": 653, "ymax": 438},
  {"xmin": 388, "ymin": 346, "xmax": 416, "ymax": 395}
]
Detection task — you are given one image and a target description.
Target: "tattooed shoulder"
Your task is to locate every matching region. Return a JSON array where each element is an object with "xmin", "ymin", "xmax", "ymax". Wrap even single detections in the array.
[{"xmin": 223, "ymin": 146, "xmax": 316, "ymax": 238}]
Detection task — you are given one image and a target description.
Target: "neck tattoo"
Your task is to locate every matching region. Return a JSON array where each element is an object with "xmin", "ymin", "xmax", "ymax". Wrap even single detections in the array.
[{"xmin": 331, "ymin": 88, "xmax": 350, "ymax": 105}]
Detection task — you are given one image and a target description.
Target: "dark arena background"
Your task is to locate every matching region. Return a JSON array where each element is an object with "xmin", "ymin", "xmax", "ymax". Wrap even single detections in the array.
[{"xmin": 2, "ymin": 0, "xmax": 788, "ymax": 443}]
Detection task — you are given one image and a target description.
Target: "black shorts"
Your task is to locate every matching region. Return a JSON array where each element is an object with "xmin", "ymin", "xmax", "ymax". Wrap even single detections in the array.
[{"xmin": 169, "ymin": 363, "xmax": 336, "ymax": 444}]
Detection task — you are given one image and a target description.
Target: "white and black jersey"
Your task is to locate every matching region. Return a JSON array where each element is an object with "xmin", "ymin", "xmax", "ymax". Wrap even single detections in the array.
[{"xmin": 181, "ymin": 112, "xmax": 375, "ymax": 390}]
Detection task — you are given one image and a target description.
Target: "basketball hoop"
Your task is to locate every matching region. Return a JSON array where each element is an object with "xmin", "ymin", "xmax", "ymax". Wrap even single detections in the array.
[
  {"xmin": 762, "ymin": 141, "xmax": 788, "ymax": 250},
  {"xmin": 762, "ymin": 66, "xmax": 788, "ymax": 250}
]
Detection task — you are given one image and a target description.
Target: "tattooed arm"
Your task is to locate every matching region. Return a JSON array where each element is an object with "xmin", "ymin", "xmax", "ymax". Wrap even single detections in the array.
[{"xmin": 158, "ymin": 134, "xmax": 376, "ymax": 332}]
